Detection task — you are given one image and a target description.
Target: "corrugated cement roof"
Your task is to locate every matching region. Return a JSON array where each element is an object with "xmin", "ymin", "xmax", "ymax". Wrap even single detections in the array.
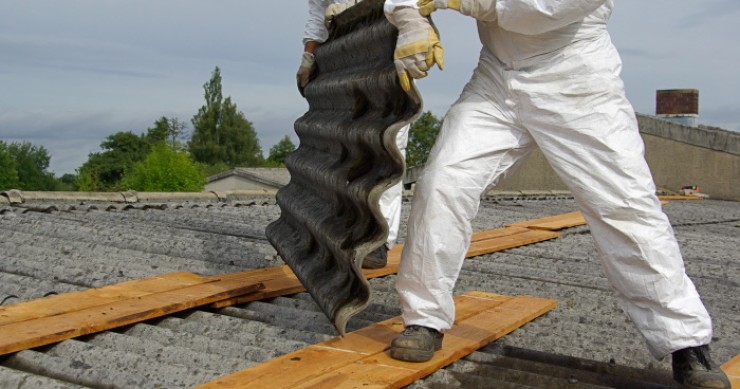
[{"xmin": 0, "ymin": 193, "xmax": 737, "ymax": 388}]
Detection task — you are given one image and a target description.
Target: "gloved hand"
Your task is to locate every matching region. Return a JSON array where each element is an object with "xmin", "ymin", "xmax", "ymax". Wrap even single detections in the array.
[
  {"xmin": 296, "ymin": 51, "xmax": 316, "ymax": 97},
  {"xmin": 325, "ymin": 0, "xmax": 360, "ymax": 28},
  {"xmin": 417, "ymin": 0, "xmax": 497, "ymax": 20},
  {"xmin": 417, "ymin": 0, "xmax": 461, "ymax": 16},
  {"xmin": 385, "ymin": 7, "xmax": 444, "ymax": 92}
]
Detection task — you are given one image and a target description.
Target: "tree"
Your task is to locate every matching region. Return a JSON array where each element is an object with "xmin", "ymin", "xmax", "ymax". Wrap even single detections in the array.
[
  {"xmin": 121, "ymin": 143, "xmax": 206, "ymax": 192},
  {"xmin": 76, "ymin": 131, "xmax": 150, "ymax": 191},
  {"xmin": 406, "ymin": 111, "xmax": 442, "ymax": 167},
  {"xmin": 147, "ymin": 116, "xmax": 187, "ymax": 148},
  {"xmin": 0, "ymin": 141, "xmax": 56, "ymax": 191},
  {"xmin": 189, "ymin": 67, "xmax": 263, "ymax": 167},
  {"xmin": 266, "ymin": 136, "xmax": 296, "ymax": 167},
  {"xmin": 0, "ymin": 141, "xmax": 20, "ymax": 190}
]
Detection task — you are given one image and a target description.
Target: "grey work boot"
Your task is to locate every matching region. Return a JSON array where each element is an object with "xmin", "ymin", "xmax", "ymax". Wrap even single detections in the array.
[
  {"xmin": 390, "ymin": 325, "xmax": 443, "ymax": 362},
  {"xmin": 672, "ymin": 345, "xmax": 730, "ymax": 389},
  {"xmin": 362, "ymin": 246, "xmax": 388, "ymax": 269}
]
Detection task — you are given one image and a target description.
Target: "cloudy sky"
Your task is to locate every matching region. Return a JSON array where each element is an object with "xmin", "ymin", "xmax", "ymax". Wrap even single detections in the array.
[{"xmin": 1, "ymin": 1, "xmax": 739, "ymax": 175}]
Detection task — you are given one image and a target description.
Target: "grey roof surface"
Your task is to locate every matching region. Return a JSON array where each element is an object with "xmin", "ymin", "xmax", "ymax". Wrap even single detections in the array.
[{"xmin": 0, "ymin": 193, "xmax": 738, "ymax": 388}]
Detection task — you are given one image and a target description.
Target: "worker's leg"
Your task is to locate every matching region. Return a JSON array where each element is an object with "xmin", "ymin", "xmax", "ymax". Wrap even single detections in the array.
[
  {"xmin": 397, "ymin": 66, "xmax": 535, "ymax": 331},
  {"xmin": 518, "ymin": 46, "xmax": 712, "ymax": 358},
  {"xmin": 380, "ymin": 123, "xmax": 410, "ymax": 249}
]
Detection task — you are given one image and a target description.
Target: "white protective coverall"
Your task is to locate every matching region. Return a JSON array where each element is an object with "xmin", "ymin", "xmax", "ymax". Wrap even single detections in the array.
[
  {"xmin": 305, "ymin": 0, "xmax": 410, "ymax": 249},
  {"xmin": 384, "ymin": 0, "xmax": 712, "ymax": 359}
]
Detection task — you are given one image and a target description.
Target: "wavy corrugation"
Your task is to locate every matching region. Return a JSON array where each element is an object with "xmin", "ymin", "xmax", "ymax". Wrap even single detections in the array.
[{"xmin": 265, "ymin": 0, "xmax": 422, "ymax": 335}]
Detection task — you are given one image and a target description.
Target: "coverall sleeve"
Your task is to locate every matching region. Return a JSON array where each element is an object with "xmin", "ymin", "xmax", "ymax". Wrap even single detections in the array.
[
  {"xmin": 304, "ymin": 0, "xmax": 333, "ymax": 44},
  {"xmin": 384, "ymin": 0, "xmax": 419, "ymax": 14},
  {"xmin": 496, "ymin": 0, "xmax": 608, "ymax": 35}
]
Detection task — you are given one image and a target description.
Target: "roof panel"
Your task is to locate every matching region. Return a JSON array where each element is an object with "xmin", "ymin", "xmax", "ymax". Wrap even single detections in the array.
[{"xmin": 265, "ymin": 0, "xmax": 423, "ymax": 335}]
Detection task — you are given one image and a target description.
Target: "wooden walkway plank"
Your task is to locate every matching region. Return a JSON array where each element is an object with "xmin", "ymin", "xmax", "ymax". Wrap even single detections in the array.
[
  {"xmin": 507, "ymin": 211, "xmax": 586, "ymax": 231},
  {"xmin": 0, "ymin": 272, "xmax": 207, "ymax": 327},
  {"xmin": 197, "ymin": 292, "xmax": 556, "ymax": 389},
  {"xmin": 720, "ymin": 354, "xmax": 740, "ymax": 388},
  {"xmin": 467, "ymin": 229, "xmax": 560, "ymax": 257},
  {"xmin": 0, "ymin": 278, "xmax": 263, "ymax": 356}
]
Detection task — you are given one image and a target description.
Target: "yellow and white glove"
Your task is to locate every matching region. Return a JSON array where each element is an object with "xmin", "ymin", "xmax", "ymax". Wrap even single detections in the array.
[
  {"xmin": 296, "ymin": 51, "xmax": 316, "ymax": 97},
  {"xmin": 417, "ymin": 0, "xmax": 497, "ymax": 21},
  {"xmin": 385, "ymin": 7, "xmax": 444, "ymax": 92},
  {"xmin": 325, "ymin": 0, "xmax": 361, "ymax": 28}
]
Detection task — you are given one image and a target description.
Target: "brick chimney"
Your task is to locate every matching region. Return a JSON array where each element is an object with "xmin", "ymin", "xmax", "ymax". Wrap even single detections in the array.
[{"xmin": 656, "ymin": 89, "xmax": 699, "ymax": 127}]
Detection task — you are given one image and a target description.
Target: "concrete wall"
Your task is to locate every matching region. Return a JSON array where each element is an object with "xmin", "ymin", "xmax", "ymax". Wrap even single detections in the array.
[{"xmin": 638, "ymin": 114, "xmax": 739, "ymax": 201}]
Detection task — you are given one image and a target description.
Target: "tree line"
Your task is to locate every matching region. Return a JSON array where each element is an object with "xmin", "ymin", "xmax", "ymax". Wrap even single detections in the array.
[{"xmin": 1, "ymin": 67, "xmax": 441, "ymax": 193}]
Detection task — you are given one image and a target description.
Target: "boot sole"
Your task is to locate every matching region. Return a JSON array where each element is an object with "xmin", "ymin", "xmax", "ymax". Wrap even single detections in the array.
[{"xmin": 390, "ymin": 347, "xmax": 434, "ymax": 362}]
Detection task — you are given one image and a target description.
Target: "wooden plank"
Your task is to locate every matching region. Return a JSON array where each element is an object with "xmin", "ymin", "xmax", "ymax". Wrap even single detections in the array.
[
  {"xmin": 0, "ymin": 279, "xmax": 263, "ymax": 356},
  {"xmin": 197, "ymin": 292, "xmax": 556, "ymax": 389},
  {"xmin": 467, "ymin": 228, "xmax": 560, "ymax": 257},
  {"xmin": 658, "ymin": 195, "xmax": 704, "ymax": 200},
  {"xmin": 720, "ymin": 354, "xmax": 740, "ymax": 388},
  {"xmin": 507, "ymin": 211, "xmax": 586, "ymax": 231},
  {"xmin": 0, "ymin": 272, "xmax": 207, "ymax": 326},
  {"xmin": 471, "ymin": 226, "xmax": 530, "ymax": 241}
]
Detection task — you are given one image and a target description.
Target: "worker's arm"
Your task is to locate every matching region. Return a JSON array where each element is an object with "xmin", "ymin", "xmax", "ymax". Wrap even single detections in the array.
[
  {"xmin": 398, "ymin": 0, "xmax": 608, "ymax": 35},
  {"xmin": 305, "ymin": 0, "xmax": 332, "ymax": 45},
  {"xmin": 298, "ymin": 0, "xmax": 332, "ymax": 96}
]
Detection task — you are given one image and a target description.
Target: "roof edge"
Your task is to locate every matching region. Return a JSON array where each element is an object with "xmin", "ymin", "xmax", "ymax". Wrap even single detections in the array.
[
  {"xmin": 637, "ymin": 113, "xmax": 740, "ymax": 156},
  {"xmin": 0, "ymin": 189, "xmax": 277, "ymax": 204}
]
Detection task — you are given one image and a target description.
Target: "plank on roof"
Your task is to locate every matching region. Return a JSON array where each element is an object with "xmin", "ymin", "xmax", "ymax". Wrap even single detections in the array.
[
  {"xmin": 0, "ymin": 272, "xmax": 205, "ymax": 326},
  {"xmin": 197, "ymin": 292, "xmax": 557, "ymax": 389},
  {"xmin": 0, "ymin": 273, "xmax": 263, "ymax": 356},
  {"xmin": 720, "ymin": 354, "xmax": 740, "ymax": 388},
  {"xmin": 507, "ymin": 211, "xmax": 586, "ymax": 231}
]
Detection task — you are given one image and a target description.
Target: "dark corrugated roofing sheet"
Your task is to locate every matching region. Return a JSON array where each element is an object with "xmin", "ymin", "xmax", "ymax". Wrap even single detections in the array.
[{"xmin": 266, "ymin": 0, "xmax": 422, "ymax": 335}]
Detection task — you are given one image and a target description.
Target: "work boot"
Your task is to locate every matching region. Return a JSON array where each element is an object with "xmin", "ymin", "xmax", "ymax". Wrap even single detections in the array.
[
  {"xmin": 390, "ymin": 325, "xmax": 443, "ymax": 362},
  {"xmin": 362, "ymin": 246, "xmax": 388, "ymax": 269},
  {"xmin": 672, "ymin": 345, "xmax": 730, "ymax": 388}
]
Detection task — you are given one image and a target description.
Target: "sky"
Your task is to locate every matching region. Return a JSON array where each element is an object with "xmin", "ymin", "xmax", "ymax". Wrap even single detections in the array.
[{"xmin": 1, "ymin": 1, "xmax": 739, "ymax": 175}]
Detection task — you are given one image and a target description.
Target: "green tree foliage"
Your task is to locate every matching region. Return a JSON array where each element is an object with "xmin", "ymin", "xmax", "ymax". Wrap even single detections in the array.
[
  {"xmin": 121, "ymin": 143, "xmax": 206, "ymax": 192},
  {"xmin": 0, "ymin": 140, "xmax": 56, "ymax": 191},
  {"xmin": 0, "ymin": 141, "xmax": 20, "ymax": 190},
  {"xmin": 189, "ymin": 67, "xmax": 263, "ymax": 168},
  {"xmin": 266, "ymin": 136, "xmax": 296, "ymax": 167},
  {"xmin": 76, "ymin": 131, "xmax": 150, "ymax": 191},
  {"xmin": 76, "ymin": 116, "xmax": 187, "ymax": 191},
  {"xmin": 407, "ymin": 111, "xmax": 442, "ymax": 167}
]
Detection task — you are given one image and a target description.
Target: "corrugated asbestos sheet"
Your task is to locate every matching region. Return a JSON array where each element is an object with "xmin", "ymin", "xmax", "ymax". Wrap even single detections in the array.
[{"xmin": 265, "ymin": 0, "xmax": 422, "ymax": 335}]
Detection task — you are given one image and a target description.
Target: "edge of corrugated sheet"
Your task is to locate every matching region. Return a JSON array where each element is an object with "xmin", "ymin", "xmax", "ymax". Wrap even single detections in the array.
[{"xmin": 265, "ymin": 0, "xmax": 423, "ymax": 335}]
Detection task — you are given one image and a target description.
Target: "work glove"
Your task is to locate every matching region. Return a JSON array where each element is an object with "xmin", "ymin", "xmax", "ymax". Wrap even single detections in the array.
[
  {"xmin": 417, "ymin": 0, "xmax": 498, "ymax": 21},
  {"xmin": 416, "ymin": 0, "xmax": 496, "ymax": 22},
  {"xmin": 385, "ymin": 7, "xmax": 444, "ymax": 92},
  {"xmin": 417, "ymin": 0, "xmax": 461, "ymax": 16},
  {"xmin": 325, "ymin": 0, "xmax": 361, "ymax": 28},
  {"xmin": 296, "ymin": 51, "xmax": 316, "ymax": 97}
]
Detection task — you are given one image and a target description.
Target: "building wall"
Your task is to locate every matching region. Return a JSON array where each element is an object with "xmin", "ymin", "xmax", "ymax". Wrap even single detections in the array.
[{"xmin": 642, "ymin": 136, "xmax": 739, "ymax": 201}]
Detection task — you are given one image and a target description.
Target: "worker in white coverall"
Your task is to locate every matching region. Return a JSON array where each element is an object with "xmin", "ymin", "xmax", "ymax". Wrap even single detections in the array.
[
  {"xmin": 298, "ymin": 0, "xmax": 410, "ymax": 269},
  {"xmin": 382, "ymin": 0, "xmax": 730, "ymax": 387}
]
